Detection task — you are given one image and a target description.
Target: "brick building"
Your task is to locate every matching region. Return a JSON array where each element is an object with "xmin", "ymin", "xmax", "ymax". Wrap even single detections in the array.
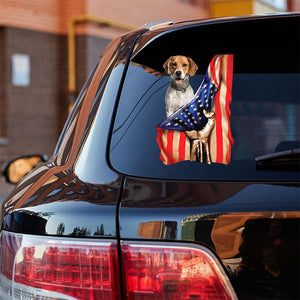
[
  {"xmin": 209, "ymin": 0, "xmax": 299, "ymax": 17},
  {"xmin": 0, "ymin": 0, "xmax": 207, "ymax": 166}
]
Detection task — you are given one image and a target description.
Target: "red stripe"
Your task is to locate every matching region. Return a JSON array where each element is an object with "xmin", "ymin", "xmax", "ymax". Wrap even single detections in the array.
[
  {"xmin": 214, "ymin": 92, "xmax": 223, "ymax": 163},
  {"xmin": 157, "ymin": 129, "xmax": 174, "ymax": 165},
  {"xmin": 166, "ymin": 130, "xmax": 175, "ymax": 164},
  {"xmin": 214, "ymin": 56, "xmax": 224, "ymax": 163},
  {"xmin": 156, "ymin": 128, "xmax": 165, "ymax": 163},
  {"xmin": 225, "ymin": 55, "xmax": 234, "ymax": 163},
  {"xmin": 210, "ymin": 56, "xmax": 218, "ymax": 85},
  {"xmin": 178, "ymin": 131, "xmax": 186, "ymax": 161}
]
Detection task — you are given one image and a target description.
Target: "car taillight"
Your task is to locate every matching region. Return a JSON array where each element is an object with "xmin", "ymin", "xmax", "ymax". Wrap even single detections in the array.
[
  {"xmin": 0, "ymin": 231, "xmax": 237, "ymax": 300},
  {"xmin": 121, "ymin": 241, "xmax": 237, "ymax": 300},
  {"xmin": 0, "ymin": 231, "xmax": 121, "ymax": 300}
]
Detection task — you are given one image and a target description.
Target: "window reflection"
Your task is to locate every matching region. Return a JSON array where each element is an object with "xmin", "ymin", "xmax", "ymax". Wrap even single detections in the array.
[{"xmin": 137, "ymin": 221, "xmax": 177, "ymax": 239}]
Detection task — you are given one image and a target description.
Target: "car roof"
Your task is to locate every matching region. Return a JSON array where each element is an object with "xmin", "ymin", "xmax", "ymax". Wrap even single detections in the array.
[
  {"xmin": 130, "ymin": 13, "xmax": 299, "ymax": 74},
  {"xmin": 133, "ymin": 13, "xmax": 299, "ymax": 57}
]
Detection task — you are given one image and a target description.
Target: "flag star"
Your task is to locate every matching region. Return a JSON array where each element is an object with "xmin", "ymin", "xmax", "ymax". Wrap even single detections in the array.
[{"xmin": 167, "ymin": 122, "xmax": 171, "ymax": 126}]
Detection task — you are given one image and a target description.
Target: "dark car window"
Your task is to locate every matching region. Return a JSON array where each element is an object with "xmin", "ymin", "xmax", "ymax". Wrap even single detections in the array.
[
  {"xmin": 53, "ymin": 66, "xmax": 95, "ymax": 157},
  {"xmin": 109, "ymin": 17, "xmax": 299, "ymax": 180},
  {"xmin": 53, "ymin": 37, "xmax": 123, "ymax": 166}
]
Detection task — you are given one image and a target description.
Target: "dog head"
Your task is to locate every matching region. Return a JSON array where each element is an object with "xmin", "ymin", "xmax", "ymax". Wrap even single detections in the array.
[{"xmin": 163, "ymin": 55, "xmax": 198, "ymax": 84}]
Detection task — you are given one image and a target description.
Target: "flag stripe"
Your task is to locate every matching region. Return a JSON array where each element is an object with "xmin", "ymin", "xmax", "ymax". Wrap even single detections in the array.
[
  {"xmin": 222, "ymin": 55, "xmax": 230, "ymax": 164},
  {"xmin": 173, "ymin": 131, "xmax": 180, "ymax": 162},
  {"xmin": 225, "ymin": 55, "xmax": 234, "ymax": 164},
  {"xmin": 220, "ymin": 67, "xmax": 228, "ymax": 164},
  {"xmin": 215, "ymin": 85, "xmax": 224, "ymax": 163},
  {"xmin": 210, "ymin": 56, "xmax": 217, "ymax": 85},
  {"xmin": 214, "ymin": 55, "xmax": 224, "ymax": 164},
  {"xmin": 219, "ymin": 55, "xmax": 228, "ymax": 164},
  {"xmin": 179, "ymin": 131, "xmax": 187, "ymax": 161},
  {"xmin": 210, "ymin": 54, "xmax": 234, "ymax": 165},
  {"xmin": 156, "ymin": 129, "xmax": 190, "ymax": 165},
  {"xmin": 157, "ymin": 129, "xmax": 167, "ymax": 163},
  {"xmin": 185, "ymin": 133, "xmax": 190, "ymax": 160},
  {"xmin": 209, "ymin": 55, "xmax": 222, "ymax": 87},
  {"xmin": 167, "ymin": 130, "xmax": 175, "ymax": 164}
]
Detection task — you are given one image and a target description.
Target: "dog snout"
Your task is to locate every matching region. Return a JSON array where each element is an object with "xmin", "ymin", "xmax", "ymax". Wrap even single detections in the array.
[{"xmin": 175, "ymin": 70, "xmax": 182, "ymax": 77}]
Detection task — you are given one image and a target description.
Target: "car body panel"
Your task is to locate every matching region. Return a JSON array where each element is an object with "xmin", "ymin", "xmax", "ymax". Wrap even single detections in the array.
[
  {"xmin": 2, "ymin": 169, "xmax": 122, "ymax": 237},
  {"xmin": 119, "ymin": 179, "xmax": 300, "ymax": 298}
]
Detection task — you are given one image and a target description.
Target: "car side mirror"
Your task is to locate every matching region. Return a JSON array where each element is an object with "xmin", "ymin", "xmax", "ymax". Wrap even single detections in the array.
[{"xmin": 2, "ymin": 154, "xmax": 48, "ymax": 184}]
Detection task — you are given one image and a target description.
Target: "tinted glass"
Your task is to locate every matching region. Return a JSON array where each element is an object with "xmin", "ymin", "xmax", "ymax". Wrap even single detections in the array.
[{"xmin": 109, "ymin": 17, "xmax": 300, "ymax": 180}]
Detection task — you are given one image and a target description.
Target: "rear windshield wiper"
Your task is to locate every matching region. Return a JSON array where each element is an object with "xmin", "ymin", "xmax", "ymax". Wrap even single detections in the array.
[{"xmin": 255, "ymin": 148, "xmax": 300, "ymax": 171}]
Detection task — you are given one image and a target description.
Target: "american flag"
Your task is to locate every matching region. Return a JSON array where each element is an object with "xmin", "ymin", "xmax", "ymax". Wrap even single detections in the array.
[{"xmin": 156, "ymin": 54, "xmax": 234, "ymax": 165}]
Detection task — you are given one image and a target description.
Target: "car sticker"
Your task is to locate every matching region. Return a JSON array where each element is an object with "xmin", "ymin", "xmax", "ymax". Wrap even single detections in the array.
[{"xmin": 156, "ymin": 54, "xmax": 234, "ymax": 165}]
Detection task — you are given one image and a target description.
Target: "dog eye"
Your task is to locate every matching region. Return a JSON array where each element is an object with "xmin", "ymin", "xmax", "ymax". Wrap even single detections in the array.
[
  {"xmin": 171, "ymin": 62, "xmax": 177, "ymax": 67},
  {"xmin": 183, "ymin": 63, "xmax": 187, "ymax": 67}
]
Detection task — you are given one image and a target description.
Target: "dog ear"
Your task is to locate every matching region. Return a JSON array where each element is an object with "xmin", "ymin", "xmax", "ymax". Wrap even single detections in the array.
[
  {"xmin": 188, "ymin": 57, "xmax": 198, "ymax": 76},
  {"xmin": 163, "ymin": 57, "xmax": 172, "ymax": 74}
]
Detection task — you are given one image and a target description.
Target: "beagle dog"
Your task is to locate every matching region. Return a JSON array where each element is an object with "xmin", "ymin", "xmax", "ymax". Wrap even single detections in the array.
[{"xmin": 163, "ymin": 55, "xmax": 198, "ymax": 117}]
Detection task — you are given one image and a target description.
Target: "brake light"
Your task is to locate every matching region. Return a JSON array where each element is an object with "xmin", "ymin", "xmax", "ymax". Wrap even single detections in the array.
[
  {"xmin": 0, "ymin": 231, "xmax": 237, "ymax": 300},
  {"xmin": 0, "ymin": 231, "xmax": 121, "ymax": 300},
  {"xmin": 121, "ymin": 241, "xmax": 237, "ymax": 300}
]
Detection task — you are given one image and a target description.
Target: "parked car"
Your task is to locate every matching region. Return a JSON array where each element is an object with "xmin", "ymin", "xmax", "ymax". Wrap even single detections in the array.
[{"xmin": 1, "ymin": 14, "xmax": 299, "ymax": 300}]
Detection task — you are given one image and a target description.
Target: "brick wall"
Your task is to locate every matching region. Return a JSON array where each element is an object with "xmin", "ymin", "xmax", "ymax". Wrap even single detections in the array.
[
  {"xmin": 0, "ymin": 0, "xmax": 206, "ymax": 37},
  {"xmin": 0, "ymin": 26, "xmax": 112, "ymax": 165},
  {"xmin": 0, "ymin": 28, "xmax": 66, "ymax": 162},
  {"xmin": 0, "ymin": 0, "xmax": 64, "ymax": 34},
  {"xmin": 289, "ymin": 0, "xmax": 300, "ymax": 10}
]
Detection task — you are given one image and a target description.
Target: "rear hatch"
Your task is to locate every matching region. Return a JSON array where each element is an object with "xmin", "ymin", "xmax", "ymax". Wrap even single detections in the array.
[{"xmin": 109, "ymin": 15, "xmax": 300, "ymax": 299}]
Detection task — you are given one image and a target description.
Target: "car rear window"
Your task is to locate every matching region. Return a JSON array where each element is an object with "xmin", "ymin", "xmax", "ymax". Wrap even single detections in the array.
[{"xmin": 109, "ymin": 16, "xmax": 299, "ymax": 180}]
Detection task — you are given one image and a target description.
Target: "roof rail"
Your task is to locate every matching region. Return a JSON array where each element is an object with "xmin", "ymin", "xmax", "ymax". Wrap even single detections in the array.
[{"xmin": 143, "ymin": 20, "xmax": 173, "ymax": 30}]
